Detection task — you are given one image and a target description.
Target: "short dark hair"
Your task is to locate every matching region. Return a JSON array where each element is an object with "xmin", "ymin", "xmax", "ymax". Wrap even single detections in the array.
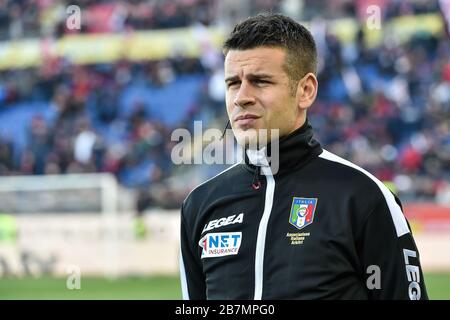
[{"xmin": 223, "ymin": 13, "xmax": 317, "ymax": 90}]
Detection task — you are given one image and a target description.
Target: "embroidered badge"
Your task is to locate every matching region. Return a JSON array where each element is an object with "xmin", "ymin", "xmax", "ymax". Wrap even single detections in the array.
[{"xmin": 289, "ymin": 197, "xmax": 318, "ymax": 230}]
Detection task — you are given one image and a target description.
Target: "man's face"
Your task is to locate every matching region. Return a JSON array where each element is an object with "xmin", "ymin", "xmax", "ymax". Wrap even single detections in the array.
[{"xmin": 224, "ymin": 47, "xmax": 303, "ymax": 148}]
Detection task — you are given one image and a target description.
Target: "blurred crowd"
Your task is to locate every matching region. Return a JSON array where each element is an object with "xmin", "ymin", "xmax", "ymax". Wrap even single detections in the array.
[
  {"xmin": 310, "ymin": 28, "xmax": 450, "ymax": 203},
  {"xmin": 0, "ymin": 0, "xmax": 217, "ymax": 40},
  {"xmin": 0, "ymin": 0, "xmax": 287, "ymax": 40},
  {"xmin": 0, "ymin": 56, "xmax": 211, "ymax": 209},
  {"xmin": 0, "ymin": 0, "xmax": 443, "ymax": 40},
  {"xmin": 0, "ymin": 0, "xmax": 449, "ymax": 210}
]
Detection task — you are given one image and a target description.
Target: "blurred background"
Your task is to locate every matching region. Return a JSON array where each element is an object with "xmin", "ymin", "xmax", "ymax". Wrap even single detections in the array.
[{"xmin": 0, "ymin": 0, "xmax": 449, "ymax": 299}]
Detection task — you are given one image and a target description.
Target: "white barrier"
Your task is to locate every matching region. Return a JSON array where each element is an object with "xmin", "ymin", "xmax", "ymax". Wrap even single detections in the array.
[
  {"xmin": 414, "ymin": 233, "xmax": 450, "ymax": 273},
  {"xmin": 0, "ymin": 211, "xmax": 180, "ymax": 278}
]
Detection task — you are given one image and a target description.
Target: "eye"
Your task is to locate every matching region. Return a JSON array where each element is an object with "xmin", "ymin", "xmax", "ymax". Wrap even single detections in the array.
[
  {"xmin": 254, "ymin": 79, "xmax": 270, "ymax": 85},
  {"xmin": 227, "ymin": 81, "xmax": 240, "ymax": 88}
]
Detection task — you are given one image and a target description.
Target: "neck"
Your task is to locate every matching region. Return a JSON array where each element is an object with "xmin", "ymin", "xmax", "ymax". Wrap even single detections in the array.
[{"xmin": 244, "ymin": 118, "xmax": 322, "ymax": 175}]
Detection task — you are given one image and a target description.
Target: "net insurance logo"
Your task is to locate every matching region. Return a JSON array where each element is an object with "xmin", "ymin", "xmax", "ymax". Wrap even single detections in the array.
[{"xmin": 198, "ymin": 232, "xmax": 242, "ymax": 259}]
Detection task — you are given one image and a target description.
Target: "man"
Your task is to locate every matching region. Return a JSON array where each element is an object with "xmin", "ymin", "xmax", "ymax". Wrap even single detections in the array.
[{"xmin": 179, "ymin": 13, "xmax": 428, "ymax": 299}]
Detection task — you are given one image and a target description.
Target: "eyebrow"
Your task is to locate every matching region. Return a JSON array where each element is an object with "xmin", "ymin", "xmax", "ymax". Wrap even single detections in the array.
[
  {"xmin": 224, "ymin": 75, "xmax": 240, "ymax": 83},
  {"xmin": 224, "ymin": 73, "xmax": 274, "ymax": 83}
]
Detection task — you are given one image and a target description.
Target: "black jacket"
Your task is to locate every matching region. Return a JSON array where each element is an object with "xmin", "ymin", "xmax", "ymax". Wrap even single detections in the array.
[{"xmin": 179, "ymin": 120, "xmax": 428, "ymax": 300}]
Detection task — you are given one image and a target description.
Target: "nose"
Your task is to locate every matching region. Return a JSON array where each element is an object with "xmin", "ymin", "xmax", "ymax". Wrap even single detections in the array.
[{"xmin": 233, "ymin": 82, "xmax": 255, "ymax": 108}]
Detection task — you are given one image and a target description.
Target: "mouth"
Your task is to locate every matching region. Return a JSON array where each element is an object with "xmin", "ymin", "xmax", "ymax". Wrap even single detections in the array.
[{"xmin": 234, "ymin": 114, "xmax": 261, "ymax": 126}]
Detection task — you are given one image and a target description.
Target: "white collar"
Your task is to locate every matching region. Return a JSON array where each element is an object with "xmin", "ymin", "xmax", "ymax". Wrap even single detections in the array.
[{"xmin": 246, "ymin": 147, "xmax": 270, "ymax": 167}]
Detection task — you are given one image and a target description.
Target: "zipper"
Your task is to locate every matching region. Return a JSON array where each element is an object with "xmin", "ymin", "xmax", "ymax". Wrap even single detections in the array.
[
  {"xmin": 253, "ymin": 165, "xmax": 275, "ymax": 300},
  {"xmin": 251, "ymin": 166, "xmax": 261, "ymax": 190}
]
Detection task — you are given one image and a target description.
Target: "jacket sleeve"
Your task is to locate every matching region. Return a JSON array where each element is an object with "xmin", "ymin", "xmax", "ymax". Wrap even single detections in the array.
[
  {"xmin": 356, "ymin": 194, "xmax": 428, "ymax": 300},
  {"xmin": 179, "ymin": 202, "xmax": 206, "ymax": 299}
]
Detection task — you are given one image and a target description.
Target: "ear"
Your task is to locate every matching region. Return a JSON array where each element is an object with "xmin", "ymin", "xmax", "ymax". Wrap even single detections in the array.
[{"xmin": 296, "ymin": 72, "xmax": 318, "ymax": 110}]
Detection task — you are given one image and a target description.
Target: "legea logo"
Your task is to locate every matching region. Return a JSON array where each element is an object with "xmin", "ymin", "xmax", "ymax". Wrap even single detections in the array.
[{"xmin": 202, "ymin": 213, "xmax": 244, "ymax": 233}]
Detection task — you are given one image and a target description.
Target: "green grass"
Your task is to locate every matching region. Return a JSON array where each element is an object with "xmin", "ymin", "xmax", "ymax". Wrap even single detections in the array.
[
  {"xmin": 0, "ymin": 273, "xmax": 449, "ymax": 299},
  {"xmin": 0, "ymin": 275, "xmax": 182, "ymax": 300},
  {"xmin": 423, "ymin": 273, "xmax": 450, "ymax": 300}
]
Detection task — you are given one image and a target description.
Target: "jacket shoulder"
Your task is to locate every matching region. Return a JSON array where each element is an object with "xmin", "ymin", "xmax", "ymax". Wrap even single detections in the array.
[
  {"xmin": 182, "ymin": 163, "xmax": 243, "ymax": 218},
  {"xmin": 316, "ymin": 149, "xmax": 385, "ymax": 194},
  {"xmin": 316, "ymin": 149, "xmax": 410, "ymax": 236}
]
